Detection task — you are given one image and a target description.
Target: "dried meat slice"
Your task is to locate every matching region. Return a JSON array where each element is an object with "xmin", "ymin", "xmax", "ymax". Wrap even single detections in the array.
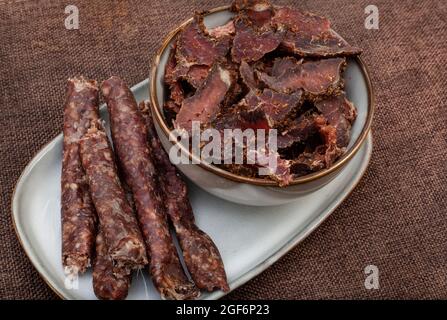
[
  {"xmin": 273, "ymin": 6, "xmax": 331, "ymax": 33},
  {"xmin": 231, "ymin": 17, "xmax": 283, "ymax": 63},
  {"xmin": 239, "ymin": 61, "xmax": 258, "ymax": 90},
  {"xmin": 340, "ymin": 95, "xmax": 357, "ymax": 123},
  {"xmin": 176, "ymin": 64, "xmax": 235, "ymax": 133},
  {"xmin": 164, "ymin": 44, "xmax": 178, "ymax": 87},
  {"xmin": 207, "ymin": 20, "xmax": 235, "ymax": 38},
  {"xmin": 290, "ymin": 151, "xmax": 325, "ymax": 176},
  {"xmin": 314, "ymin": 118, "xmax": 344, "ymax": 167},
  {"xmin": 164, "ymin": 44, "xmax": 185, "ymax": 120},
  {"xmin": 256, "ymin": 150, "xmax": 293, "ymax": 186},
  {"xmin": 271, "ymin": 56, "xmax": 299, "ymax": 77},
  {"xmin": 163, "ymin": 100, "xmax": 180, "ymax": 128},
  {"xmin": 231, "ymin": 0, "xmax": 275, "ymax": 29},
  {"xmin": 219, "ymin": 163, "xmax": 259, "ymax": 178},
  {"xmin": 178, "ymin": 19, "xmax": 236, "ymax": 89},
  {"xmin": 290, "ymin": 116, "xmax": 344, "ymax": 176},
  {"xmin": 258, "ymin": 58, "xmax": 346, "ymax": 99},
  {"xmin": 185, "ymin": 65, "xmax": 211, "ymax": 89},
  {"xmin": 170, "ymin": 81, "xmax": 185, "ymax": 106},
  {"xmin": 277, "ymin": 112, "xmax": 322, "ymax": 149},
  {"xmin": 315, "ymin": 93, "xmax": 357, "ymax": 147},
  {"xmin": 174, "ymin": 14, "xmax": 230, "ymax": 79},
  {"xmin": 273, "ymin": 7, "xmax": 362, "ymax": 57},
  {"xmin": 242, "ymin": 89, "xmax": 304, "ymax": 128},
  {"xmin": 213, "ymin": 105, "xmax": 293, "ymax": 186},
  {"xmin": 281, "ymin": 30, "xmax": 363, "ymax": 58}
]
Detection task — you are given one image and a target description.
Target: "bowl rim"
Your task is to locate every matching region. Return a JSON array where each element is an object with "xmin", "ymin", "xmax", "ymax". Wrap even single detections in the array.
[{"xmin": 149, "ymin": 5, "xmax": 375, "ymax": 187}]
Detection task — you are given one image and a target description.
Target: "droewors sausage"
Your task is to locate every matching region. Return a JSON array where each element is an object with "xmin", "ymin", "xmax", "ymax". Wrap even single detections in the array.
[
  {"xmin": 102, "ymin": 76, "xmax": 199, "ymax": 300},
  {"xmin": 61, "ymin": 77, "xmax": 99, "ymax": 276},
  {"xmin": 79, "ymin": 121, "xmax": 148, "ymax": 277},
  {"xmin": 92, "ymin": 229, "xmax": 131, "ymax": 300},
  {"xmin": 139, "ymin": 100, "xmax": 229, "ymax": 292}
]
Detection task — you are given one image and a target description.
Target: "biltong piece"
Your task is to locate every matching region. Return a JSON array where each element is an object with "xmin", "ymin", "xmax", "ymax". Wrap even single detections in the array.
[
  {"xmin": 315, "ymin": 93, "xmax": 357, "ymax": 148},
  {"xmin": 272, "ymin": 7, "xmax": 362, "ymax": 57},
  {"xmin": 175, "ymin": 64, "xmax": 235, "ymax": 133},
  {"xmin": 258, "ymin": 57, "xmax": 346, "ymax": 99},
  {"xmin": 277, "ymin": 112, "xmax": 322, "ymax": 149},
  {"xmin": 241, "ymin": 89, "xmax": 304, "ymax": 128},
  {"xmin": 231, "ymin": 17, "xmax": 283, "ymax": 63},
  {"xmin": 174, "ymin": 14, "xmax": 231, "ymax": 80},
  {"xmin": 290, "ymin": 116, "xmax": 344, "ymax": 176}
]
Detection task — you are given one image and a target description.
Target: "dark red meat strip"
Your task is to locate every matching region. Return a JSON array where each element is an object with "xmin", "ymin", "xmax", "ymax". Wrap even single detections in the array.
[
  {"xmin": 258, "ymin": 58, "xmax": 346, "ymax": 98},
  {"xmin": 273, "ymin": 6, "xmax": 331, "ymax": 33},
  {"xmin": 186, "ymin": 65, "xmax": 211, "ymax": 89},
  {"xmin": 256, "ymin": 150, "xmax": 292, "ymax": 186},
  {"xmin": 163, "ymin": 43, "xmax": 186, "ymax": 128},
  {"xmin": 291, "ymin": 116, "xmax": 344, "ymax": 175},
  {"xmin": 170, "ymin": 82, "xmax": 184, "ymax": 106},
  {"xmin": 93, "ymin": 230, "xmax": 131, "ymax": 300},
  {"xmin": 213, "ymin": 105, "xmax": 293, "ymax": 186},
  {"xmin": 281, "ymin": 30, "xmax": 362, "ymax": 58},
  {"xmin": 163, "ymin": 100, "xmax": 180, "ymax": 127},
  {"xmin": 174, "ymin": 14, "xmax": 230, "ymax": 79},
  {"xmin": 231, "ymin": 0, "xmax": 275, "ymax": 28},
  {"xmin": 79, "ymin": 122, "xmax": 148, "ymax": 278},
  {"xmin": 277, "ymin": 112, "xmax": 322, "ymax": 149},
  {"xmin": 165, "ymin": 44, "xmax": 185, "ymax": 105},
  {"xmin": 219, "ymin": 163, "xmax": 259, "ymax": 178},
  {"xmin": 140, "ymin": 100, "xmax": 230, "ymax": 292},
  {"xmin": 175, "ymin": 64, "xmax": 235, "ymax": 133},
  {"xmin": 315, "ymin": 93, "xmax": 357, "ymax": 147},
  {"xmin": 314, "ymin": 118, "xmax": 344, "ymax": 167},
  {"xmin": 242, "ymin": 89, "xmax": 303, "ymax": 127},
  {"xmin": 271, "ymin": 56, "xmax": 299, "ymax": 77},
  {"xmin": 164, "ymin": 44, "xmax": 178, "ymax": 87},
  {"xmin": 273, "ymin": 7, "xmax": 362, "ymax": 57},
  {"xmin": 102, "ymin": 77, "xmax": 199, "ymax": 300},
  {"xmin": 61, "ymin": 76, "xmax": 99, "ymax": 276},
  {"xmin": 239, "ymin": 61, "xmax": 258, "ymax": 90},
  {"xmin": 231, "ymin": 17, "xmax": 282, "ymax": 63}
]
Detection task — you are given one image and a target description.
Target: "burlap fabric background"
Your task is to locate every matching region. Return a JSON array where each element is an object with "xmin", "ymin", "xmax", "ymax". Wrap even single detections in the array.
[{"xmin": 1, "ymin": 0, "xmax": 446, "ymax": 299}]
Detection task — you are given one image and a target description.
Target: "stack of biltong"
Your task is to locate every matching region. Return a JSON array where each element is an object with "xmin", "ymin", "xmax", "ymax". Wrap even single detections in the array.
[{"xmin": 164, "ymin": 0, "xmax": 361, "ymax": 186}]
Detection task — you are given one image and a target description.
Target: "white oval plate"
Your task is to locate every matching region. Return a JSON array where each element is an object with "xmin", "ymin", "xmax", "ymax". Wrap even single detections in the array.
[{"xmin": 12, "ymin": 79, "xmax": 372, "ymax": 300}]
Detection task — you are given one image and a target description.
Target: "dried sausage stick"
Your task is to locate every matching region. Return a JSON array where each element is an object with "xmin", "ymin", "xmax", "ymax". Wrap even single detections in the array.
[
  {"xmin": 79, "ymin": 121, "xmax": 148, "ymax": 277},
  {"xmin": 93, "ymin": 179, "xmax": 135, "ymax": 300},
  {"xmin": 93, "ymin": 229, "xmax": 131, "ymax": 300},
  {"xmin": 139, "ymin": 100, "xmax": 230, "ymax": 292},
  {"xmin": 101, "ymin": 76, "xmax": 199, "ymax": 300},
  {"xmin": 61, "ymin": 76, "xmax": 99, "ymax": 276}
]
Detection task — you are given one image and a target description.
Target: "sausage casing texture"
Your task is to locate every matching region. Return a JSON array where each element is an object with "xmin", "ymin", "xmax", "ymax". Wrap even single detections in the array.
[
  {"xmin": 93, "ymin": 230, "xmax": 131, "ymax": 300},
  {"xmin": 61, "ymin": 76, "xmax": 99, "ymax": 275},
  {"xmin": 102, "ymin": 76, "xmax": 199, "ymax": 300},
  {"xmin": 79, "ymin": 122, "xmax": 148, "ymax": 277},
  {"xmin": 139, "ymin": 100, "xmax": 230, "ymax": 292}
]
